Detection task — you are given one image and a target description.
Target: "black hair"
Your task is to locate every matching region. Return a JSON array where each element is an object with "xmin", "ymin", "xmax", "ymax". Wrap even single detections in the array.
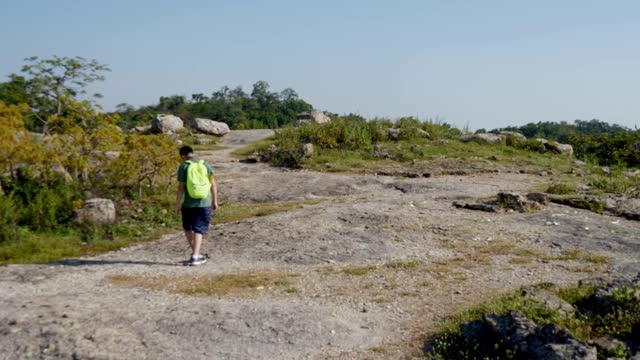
[{"xmin": 179, "ymin": 145, "xmax": 194, "ymax": 156}]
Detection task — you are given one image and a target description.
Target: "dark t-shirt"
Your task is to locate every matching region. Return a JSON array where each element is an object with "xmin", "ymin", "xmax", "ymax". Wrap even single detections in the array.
[{"xmin": 177, "ymin": 157, "xmax": 214, "ymax": 208}]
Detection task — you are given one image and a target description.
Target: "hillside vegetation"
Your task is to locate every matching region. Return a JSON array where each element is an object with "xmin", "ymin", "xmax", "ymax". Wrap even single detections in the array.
[{"xmin": 1, "ymin": 55, "xmax": 638, "ymax": 263}]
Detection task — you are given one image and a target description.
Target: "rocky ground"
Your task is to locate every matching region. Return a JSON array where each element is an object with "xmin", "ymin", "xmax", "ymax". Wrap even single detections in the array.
[{"xmin": 1, "ymin": 130, "xmax": 639, "ymax": 359}]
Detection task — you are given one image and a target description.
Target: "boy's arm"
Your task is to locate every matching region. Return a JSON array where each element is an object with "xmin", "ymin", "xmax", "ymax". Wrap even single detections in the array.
[
  {"xmin": 210, "ymin": 176, "xmax": 218, "ymax": 210},
  {"xmin": 175, "ymin": 182, "xmax": 185, "ymax": 215}
]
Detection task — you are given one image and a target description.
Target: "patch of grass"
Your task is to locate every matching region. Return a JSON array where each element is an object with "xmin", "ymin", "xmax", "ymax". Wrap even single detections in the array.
[
  {"xmin": 231, "ymin": 137, "xmax": 275, "ymax": 158},
  {"xmin": 370, "ymin": 346, "xmax": 387, "ymax": 353},
  {"xmin": 107, "ymin": 271, "xmax": 295, "ymax": 296},
  {"xmin": 590, "ymin": 174, "xmax": 638, "ymax": 196},
  {"xmin": 385, "ymin": 259, "xmax": 422, "ymax": 269},
  {"xmin": 214, "ymin": 199, "xmax": 324, "ymax": 224},
  {"xmin": 0, "ymin": 194, "xmax": 180, "ymax": 265},
  {"xmin": 553, "ymin": 248, "xmax": 612, "ymax": 264},
  {"xmin": 477, "ymin": 239, "xmax": 517, "ymax": 255},
  {"xmin": 546, "ymin": 182, "xmax": 577, "ymax": 195},
  {"xmin": 425, "ymin": 280, "xmax": 640, "ymax": 359},
  {"xmin": 177, "ymin": 133, "xmax": 224, "ymax": 151},
  {"xmin": 284, "ymin": 287, "xmax": 300, "ymax": 294},
  {"xmin": 342, "ymin": 265, "xmax": 377, "ymax": 276},
  {"xmin": 509, "ymin": 257, "xmax": 533, "ymax": 264},
  {"xmin": 558, "ymin": 263, "xmax": 607, "ymax": 273},
  {"xmin": 425, "ymin": 285, "xmax": 593, "ymax": 359},
  {"xmin": 251, "ymin": 119, "xmax": 579, "ymax": 176}
]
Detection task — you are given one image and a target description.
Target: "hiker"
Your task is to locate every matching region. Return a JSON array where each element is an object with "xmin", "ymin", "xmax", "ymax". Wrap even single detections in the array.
[{"xmin": 175, "ymin": 145, "xmax": 219, "ymax": 265}]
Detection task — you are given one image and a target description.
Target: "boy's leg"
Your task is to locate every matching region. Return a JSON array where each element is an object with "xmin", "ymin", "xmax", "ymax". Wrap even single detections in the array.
[
  {"xmin": 191, "ymin": 207, "xmax": 211, "ymax": 259},
  {"xmin": 193, "ymin": 232, "xmax": 203, "ymax": 257},
  {"xmin": 184, "ymin": 230, "xmax": 195, "ymax": 252}
]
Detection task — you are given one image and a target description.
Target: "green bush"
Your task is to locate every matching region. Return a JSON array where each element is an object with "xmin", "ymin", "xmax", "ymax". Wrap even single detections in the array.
[
  {"xmin": 513, "ymin": 139, "xmax": 546, "ymax": 153},
  {"xmin": 0, "ymin": 194, "xmax": 20, "ymax": 243},
  {"xmin": 1, "ymin": 172, "xmax": 80, "ymax": 232},
  {"xmin": 570, "ymin": 131, "xmax": 640, "ymax": 167}
]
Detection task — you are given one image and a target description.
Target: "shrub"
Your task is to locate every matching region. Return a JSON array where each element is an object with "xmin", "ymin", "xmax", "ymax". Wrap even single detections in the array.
[
  {"xmin": 546, "ymin": 182, "xmax": 577, "ymax": 194},
  {"xmin": 570, "ymin": 131, "xmax": 640, "ymax": 167},
  {"xmin": 513, "ymin": 139, "xmax": 546, "ymax": 153},
  {"xmin": 0, "ymin": 194, "xmax": 20, "ymax": 243},
  {"xmin": 1, "ymin": 172, "xmax": 80, "ymax": 232}
]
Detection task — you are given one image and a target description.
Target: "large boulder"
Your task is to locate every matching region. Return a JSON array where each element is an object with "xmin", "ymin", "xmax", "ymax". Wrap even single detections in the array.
[
  {"xmin": 296, "ymin": 109, "xmax": 331, "ymax": 125},
  {"xmin": 459, "ymin": 133, "xmax": 503, "ymax": 145},
  {"xmin": 193, "ymin": 118, "xmax": 230, "ymax": 136},
  {"xmin": 544, "ymin": 141, "xmax": 574, "ymax": 156},
  {"xmin": 500, "ymin": 131, "xmax": 527, "ymax": 141},
  {"xmin": 75, "ymin": 198, "xmax": 116, "ymax": 225},
  {"xmin": 151, "ymin": 114, "xmax": 184, "ymax": 133}
]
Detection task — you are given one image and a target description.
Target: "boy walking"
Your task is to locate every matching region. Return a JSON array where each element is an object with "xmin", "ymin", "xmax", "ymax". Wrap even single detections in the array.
[{"xmin": 175, "ymin": 146, "xmax": 218, "ymax": 265}]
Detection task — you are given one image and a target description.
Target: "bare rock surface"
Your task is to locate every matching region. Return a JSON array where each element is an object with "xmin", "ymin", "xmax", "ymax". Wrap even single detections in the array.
[{"xmin": 2, "ymin": 129, "xmax": 640, "ymax": 359}]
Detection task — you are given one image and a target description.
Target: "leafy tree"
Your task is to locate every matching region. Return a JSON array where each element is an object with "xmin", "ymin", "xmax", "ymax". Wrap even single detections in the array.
[
  {"xmin": 495, "ymin": 119, "xmax": 631, "ymax": 143},
  {"xmin": 0, "ymin": 101, "xmax": 31, "ymax": 180},
  {"xmin": 115, "ymin": 81, "xmax": 313, "ymax": 130},
  {"xmin": 109, "ymin": 134, "xmax": 176, "ymax": 198},
  {"xmin": 45, "ymin": 98, "xmax": 124, "ymax": 182},
  {"xmin": 18, "ymin": 56, "xmax": 110, "ymax": 133}
]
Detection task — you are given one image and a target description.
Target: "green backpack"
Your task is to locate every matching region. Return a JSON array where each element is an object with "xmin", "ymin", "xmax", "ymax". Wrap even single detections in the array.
[{"xmin": 185, "ymin": 160, "xmax": 211, "ymax": 199}]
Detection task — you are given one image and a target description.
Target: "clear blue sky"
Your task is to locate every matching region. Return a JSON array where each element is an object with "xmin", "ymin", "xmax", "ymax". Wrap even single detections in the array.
[{"xmin": 2, "ymin": 0, "xmax": 639, "ymax": 130}]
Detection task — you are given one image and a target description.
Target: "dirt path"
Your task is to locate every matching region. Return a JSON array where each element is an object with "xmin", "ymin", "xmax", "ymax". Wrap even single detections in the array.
[{"xmin": 2, "ymin": 130, "xmax": 639, "ymax": 359}]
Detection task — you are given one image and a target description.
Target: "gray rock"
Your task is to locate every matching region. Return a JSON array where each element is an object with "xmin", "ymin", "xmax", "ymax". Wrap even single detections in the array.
[
  {"xmin": 500, "ymin": 131, "xmax": 527, "ymax": 141},
  {"xmin": 530, "ymin": 324, "xmax": 597, "ymax": 360},
  {"xmin": 498, "ymin": 192, "xmax": 544, "ymax": 212},
  {"xmin": 544, "ymin": 141, "xmax": 574, "ymax": 156},
  {"xmin": 387, "ymin": 128, "xmax": 402, "ymax": 140},
  {"xmin": 75, "ymin": 198, "xmax": 116, "ymax": 225},
  {"xmin": 589, "ymin": 335, "xmax": 628, "ymax": 358},
  {"xmin": 416, "ymin": 128, "xmax": 431, "ymax": 139},
  {"xmin": 132, "ymin": 125, "xmax": 152, "ymax": 133},
  {"xmin": 526, "ymin": 193, "xmax": 548, "ymax": 205},
  {"xmin": 623, "ymin": 169, "xmax": 640, "ymax": 177},
  {"xmin": 459, "ymin": 133, "xmax": 503, "ymax": 145},
  {"xmin": 151, "ymin": 114, "xmax": 183, "ymax": 133},
  {"xmin": 483, "ymin": 312, "xmax": 596, "ymax": 360},
  {"xmin": 102, "ymin": 151, "xmax": 121, "ymax": 161},
  {"xmin": 193, "ymin": 118, "xmax": 230, "ymax": 136},
  {"xmin": 452, "ymin": 201, "xmax": 497, "ymax": 212},
  {"xmin": 51, "ymin": 163, "xmax": 73, "ymax": 183},
  {"xmin": 300, "ymin": 143, "xmax": 314, "ymax": 158},
  {"xmin": 484, "ymin": 310, "xmax": 536, "ymax": 345},
  {"xmin": 520, "ymin": 286, "xmax": 575, "ymax": 316},
  {"xmin": 584, "ymin": 274, "xmax": 640, "ymax": 312},
  {"xmin": 194, "ymin": 136, "xmax": 212, "ymax": 145},
  {"xmin": 296, "ymin": 110, "xmax": 331, "ymax": 125}
]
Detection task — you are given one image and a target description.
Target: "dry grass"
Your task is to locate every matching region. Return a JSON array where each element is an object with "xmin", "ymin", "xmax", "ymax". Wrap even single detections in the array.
[
  {"xmin": 342, "ymin": 265, "xmax": 378, "ymax": 276},
  {"xmin": 552, "ymin": 248, "xmax": 612, "ymax": 264},
  {"xmin": 214, "ymin": 199, "xmax": 325, "ymax": 224},
  {"xmin": 107, "ymin": 271, "xmax": 297, "ymax": 296},
  {"xmin": 385, "ymin": 259, "xmax": 422, "ymax": 269}
]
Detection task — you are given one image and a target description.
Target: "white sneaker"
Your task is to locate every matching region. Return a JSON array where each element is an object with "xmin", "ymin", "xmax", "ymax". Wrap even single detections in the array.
[{"xmin": 189, "ymin": 255, "xmax": 207, "ymax": 266}]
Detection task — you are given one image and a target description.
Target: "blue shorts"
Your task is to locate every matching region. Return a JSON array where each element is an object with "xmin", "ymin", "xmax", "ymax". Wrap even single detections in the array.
[{"xmin": 181, "ymin": 207, "xmax": 212, "ymax": 235}]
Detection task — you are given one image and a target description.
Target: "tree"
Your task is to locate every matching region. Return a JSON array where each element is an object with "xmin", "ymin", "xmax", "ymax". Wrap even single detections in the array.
[
  {"xmin": 109, "ymin": 133, "xmax": 176, "ymax": 198},
  {"xmin": 19, "ymin": 56, "xmax": 110, "ymax": 133},
  {"xmin": 0, "ymin": 101, "xmax": 31, "ymax": 179},
  {"xmin": 0, "ymin": 75, "xmax": 30, "ymax": 106}
]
